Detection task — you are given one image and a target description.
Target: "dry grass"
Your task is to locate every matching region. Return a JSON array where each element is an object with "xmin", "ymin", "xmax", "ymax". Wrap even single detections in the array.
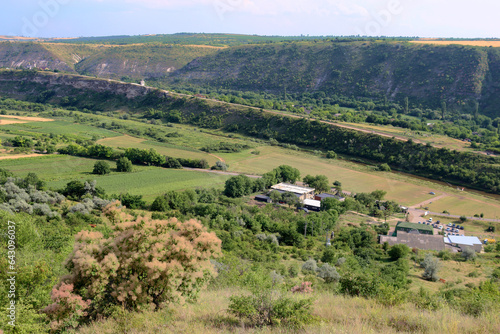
[
  {"xmin": 75, "ymin": 288, "xmax": 500, "ymax": 334},
  {"xmin": 411, "ymin": 40, "xmax": 500, "ymax": 47},
  {"xmin": 0, "ymin": 115, "xmax": 54, "ymax": 122}
]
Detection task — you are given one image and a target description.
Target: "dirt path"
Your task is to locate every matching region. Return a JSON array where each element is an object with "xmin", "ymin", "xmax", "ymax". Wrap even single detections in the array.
[
  {"xmin": 409, "ymin": 193, "xmax": 449, "ymax": 209},
  {"xmin": 0, "ymin": 153, "xmax": 44, "ymax": 160}
]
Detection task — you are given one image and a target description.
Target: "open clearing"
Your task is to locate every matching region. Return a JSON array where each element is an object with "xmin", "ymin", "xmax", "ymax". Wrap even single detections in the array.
[
  {"xmin": 411, "ymin": 40, "xmax": 500, "ymax": 47},
  {"xmin": 424, "ymin": 194, "xmax": 500, "ymax": 219}
]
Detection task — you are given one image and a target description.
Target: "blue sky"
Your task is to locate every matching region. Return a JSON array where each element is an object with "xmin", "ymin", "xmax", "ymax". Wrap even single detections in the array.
[{"xmin": 1, "ymin": 0, "xmax": 499, "ymax": 38}]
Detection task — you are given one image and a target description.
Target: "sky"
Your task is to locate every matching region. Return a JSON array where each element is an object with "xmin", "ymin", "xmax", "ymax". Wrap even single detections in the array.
[{"xmin": 0, "ymin": 0, "xmax": 499, "ymax": 39}]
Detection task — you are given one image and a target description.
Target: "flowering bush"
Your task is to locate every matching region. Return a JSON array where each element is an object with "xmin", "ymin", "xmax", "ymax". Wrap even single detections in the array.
[
  {"xmin": 291, "ymin": 281, "xmax": 314, "ymax": 294},
  {"xmin": 44, "ymin": 205, "xmax": 221, "ymax": 329}
]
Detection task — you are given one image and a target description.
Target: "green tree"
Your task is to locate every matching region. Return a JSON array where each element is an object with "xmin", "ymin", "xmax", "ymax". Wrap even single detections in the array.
[
  {"xmin": 224, "ymin": 175, "xmax": 254, "ymax": 198},
  {"xmin": 275, "ymin": 165, "xmax": 300, "ymax": 183},
  {"xmin": 92, "ymin": 161, "xmax": 111, "ymax": 175},
  {"xmin": 388, "ymin": 244, "xmax": 410, "ymax": 261},
  {"xmin": 116, "ymin": 157, "xmax": 133, "ymax": 172}
]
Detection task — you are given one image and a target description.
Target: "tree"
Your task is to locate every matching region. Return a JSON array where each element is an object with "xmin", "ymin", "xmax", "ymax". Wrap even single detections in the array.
[
  {"xmin": 116, "ymin": 157, "xmax": 133, "ymax": 172},
  {"xmin": 44, "ymin": 207, "xmax": 221, "ymax": 328},
  {"xmin": 388, "ymin": 244, "xmax": 410, "ymax": 261},
  {"xmin": 459, "ymin": 216, "xmax": 467, "ymax": 223},
  {"xmin": 421, "ymin": 254, "xmax": 440, "ymax": 281},
  {"xmin": 118, "ymin": 193, "xmax": 146, "ymax": 209},
  {"xmin": 275, "ymin": 165, "xmax": 300, "ymax": 184},
  {"xmin": 371, "ymin": 190, "xmax": 387, "ymax": 201},
  {"xmin": 269, "ymin": 190, "xmax": 282, "ymax": 203},
  {"xmin": 92, "ymin": 161, "xmax": 111, "ymax": 175},
  {"xmin": 320, "ymin": 197, "xmax": 341, "ymax": 212},
  {"xmin": 224, "ymin": 175, "xmax": 254, "ymax": 198}
]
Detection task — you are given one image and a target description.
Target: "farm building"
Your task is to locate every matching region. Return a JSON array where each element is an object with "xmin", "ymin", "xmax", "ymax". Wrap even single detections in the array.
[
  {"xmin": 444, "ymin": 236, "xmax": 483, "ymax": 253},
  {"xmin": 380, "ymin": 231, "xmax": 446, "ymax": 251},
  {"xmin": 303, "ymin": 199, "xmax": 321, "ymax": 212},
  {"xmin": 254, "ymin": 195, "xmax": 272, "ymax": 203},
  {"xmin": 395, "ymin": 221, "xmax": 434, "ymax": 235},
  {"xmin": 314, "ymin": 193, "xmax": 345, "ymax": 202},
  {"xmin": 270, "ymin": 183, "xmax": 315, "ymax": 200}
]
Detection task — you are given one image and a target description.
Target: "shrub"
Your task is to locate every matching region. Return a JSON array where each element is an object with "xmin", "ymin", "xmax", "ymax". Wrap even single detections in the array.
[
  {"xmin": 462, "ymin": 247, "xmax": 477, "ymax": 261},
  {"xmin": 92, "ymin": 161, "xmax": 111, "ymax": 175},
  {"xmin": 228, "ymin": 288, "xmax": 314, "ymax": 327},
  {"xmin": 378, "ymin": 163, "xmax": 391, "ymax": 172},
  {"xmin": 45, "ymin": 207, "xmax": 221, "ymax": 327},
  {"xmin": 291, "ymin": 282, "xmax": 313, "ymax": 293},
  {"xmin": 302, "ymin": 259, "xmax": 318, "ymax": 274},
  {"xmin": 317, "ymin": 264, "xmax": 340, "ymax": 283},
  {"xmin": 211, "ymin": 161, "xmax": 228, "ymax": 171},
  {"xmin": 438, "ymin": 250, "xmax": 452, "ymax": 260},
  {"xmin": 421, "ymin": 254, "xmax": 440, "ymax": 281},
  {"xmin": 388, "ymin": 244, "xmax": 410, "ymax": 261},
  {"xmin": 116, "ymin": 157, "xmax": 133, "ymax": 172}
]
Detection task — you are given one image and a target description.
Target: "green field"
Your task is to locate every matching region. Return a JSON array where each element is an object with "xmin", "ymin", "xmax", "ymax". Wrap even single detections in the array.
[
  {"xmin": 0, "ymin": 155, "xmax": 231, "ymax": 201},
  {"xmin": 0, "ymin": 120, "xmax": 121, "ymax": 139},
  {"xmin": 97, "ymin": 135, "xmax": 219, "ymax": 165}
]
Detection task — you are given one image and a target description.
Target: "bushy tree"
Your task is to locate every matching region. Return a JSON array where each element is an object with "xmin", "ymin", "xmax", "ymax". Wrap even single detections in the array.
[
  {"xmin": 44, "ymin": 206, "xmax": 221, "ymax": 328},
  {"xmin": 302, "ymin": 259, "xmax": 318, "ymax": 274},
  {"xmin": 116, "ymin": 157, "xmax": 133, "ymax": 172},
  {"xmin": 224, "ymin": 175, "xmax": 254, "ymax": 198},
  {"xmin": 388, "ymin": 244, "xmax": 410, "ymax": 261},
  {"xmin": 421, "ymin": 254, "xmax": 440, "ymax": 281},
  {"xmin": 92, "ymin": 161, "xmax": 111, "ymax": 175},
  {"xmin": 317, "ymin": 263, "xmax": 340, "ymax": 283},
  {"xmin": 462, "ymin": 247, "xmax": 477, "ymax": 261}
]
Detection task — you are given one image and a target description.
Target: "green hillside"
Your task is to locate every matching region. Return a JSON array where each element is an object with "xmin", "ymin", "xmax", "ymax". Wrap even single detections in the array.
[{"xmin": 168, "ymin": 41, "xmax": 498, "ymax": 116}]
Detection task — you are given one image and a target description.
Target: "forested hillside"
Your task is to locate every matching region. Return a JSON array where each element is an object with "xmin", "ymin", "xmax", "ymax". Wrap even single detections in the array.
[{"xmin": 1, "ymin": 39, "xmax": 500, "ymax": 117}]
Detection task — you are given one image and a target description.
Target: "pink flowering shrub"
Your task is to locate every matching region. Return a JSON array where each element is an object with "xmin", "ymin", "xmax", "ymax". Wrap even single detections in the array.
[
  {"xmin": 42, "ymin": 283, "xmax": 91, "ymax": 332},
  {"xmin": 291, "ymin": 281, "xmax": 313, "ymax": 294},
  {"xmin": 43, "ymin": 204, "xmax": 221, "ymax": 329}
]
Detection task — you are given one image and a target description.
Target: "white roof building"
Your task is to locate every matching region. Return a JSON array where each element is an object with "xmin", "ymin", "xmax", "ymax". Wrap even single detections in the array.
[
  {"xmin": 444, "ymin": 235, "xmax": 483, "ymax": 252},
  {"xmin": 303, "ymin": 199, "xmax": 321, "ymax": 208},
  {"xmin": 271, "ymin": 183, "xmax": 315, "ymax": 194}
]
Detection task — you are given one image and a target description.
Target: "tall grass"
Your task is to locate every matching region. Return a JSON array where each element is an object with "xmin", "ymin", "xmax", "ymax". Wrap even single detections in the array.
[{"xmin": 75, "ymin": 288, "xmax": 500, "ymax": 334}]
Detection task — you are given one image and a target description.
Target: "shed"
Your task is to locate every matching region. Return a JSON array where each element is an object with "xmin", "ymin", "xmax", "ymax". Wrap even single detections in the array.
[
  {"xmin": 255, "ymin": 195, "xmax": 272, "ymax": 203},
  {"xmin": 314, "ymin": 193, "xmax": 345, "ymax": 202},
  {"xmin": 271, "ymin": 183, "xmax": 315, "ymax": 200},
  {"xmin": 303, "ymin": 199, "xmax": 321, "ymax": 212}
]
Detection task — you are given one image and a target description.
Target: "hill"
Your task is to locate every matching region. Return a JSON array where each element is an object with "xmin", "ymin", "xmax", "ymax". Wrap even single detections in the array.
[{"xmin": 1, "ymin": 39, "xmax": 500, "ymax": 117}]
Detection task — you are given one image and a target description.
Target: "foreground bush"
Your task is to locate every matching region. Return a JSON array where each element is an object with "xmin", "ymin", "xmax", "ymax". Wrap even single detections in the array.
[{"xmin": 43, "ymin": 205, "xmax": 221, "ymax": 331}]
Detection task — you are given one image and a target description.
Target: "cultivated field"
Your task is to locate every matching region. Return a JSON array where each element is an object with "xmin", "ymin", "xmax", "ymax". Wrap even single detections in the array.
[
  {"xmin": 411, "ymin": 40, "xmax": 500, "ymax": 47},
  {"xmin": 425, "ymin": 194, "xmax": 500, "ymax": 219},
  {"xmin": 0, "ymin": 155, "xmax": 230, "ymax": 201},
  {"xmin": 0, "ymin": 119, "xmax": 120, "ymax": 139}
]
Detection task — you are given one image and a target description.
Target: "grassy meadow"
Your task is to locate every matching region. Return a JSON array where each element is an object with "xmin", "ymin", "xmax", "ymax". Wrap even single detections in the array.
[{"xmin": 74, "ymin": 287, "xmax": 500, "ymax": 334}]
